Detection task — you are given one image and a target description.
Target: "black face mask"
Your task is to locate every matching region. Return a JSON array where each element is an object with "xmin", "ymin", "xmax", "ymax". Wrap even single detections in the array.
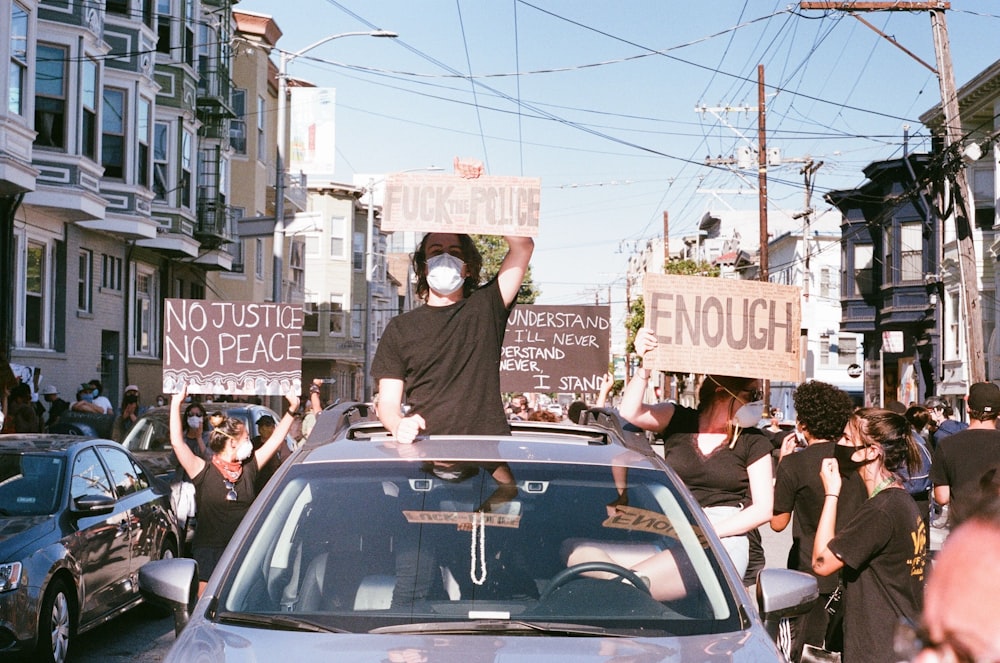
[{"xmin": 834, "ymin": 444, "xmax": 873, "ymax": 475}]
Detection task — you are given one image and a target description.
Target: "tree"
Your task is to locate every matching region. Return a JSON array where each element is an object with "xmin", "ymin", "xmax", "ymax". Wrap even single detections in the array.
[{"xmin": 473, "ymin": 235, "xmax": 540, "ymax": 304}]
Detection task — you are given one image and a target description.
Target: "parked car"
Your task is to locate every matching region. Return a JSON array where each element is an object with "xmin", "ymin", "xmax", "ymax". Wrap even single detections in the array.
[
  {"xmin": 0, "ymin": 434, "xmax": 180, "ymax": 663},
  {"xmin": 140, "ymin": 405, "xmax": 816, "ymax": 661},
  {"xmin": 119, "ymin": 402, "xmax": 286, "ymax": 480}
]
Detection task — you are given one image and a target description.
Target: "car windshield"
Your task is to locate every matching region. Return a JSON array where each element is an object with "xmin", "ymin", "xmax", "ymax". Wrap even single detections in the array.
[
  {"xmin": 219, "ymin": 460, "xmax": 739, "ymax": 637},
  {"xmin": 0, "ymin": 452, "xmax": 65, "ymax": 516}
]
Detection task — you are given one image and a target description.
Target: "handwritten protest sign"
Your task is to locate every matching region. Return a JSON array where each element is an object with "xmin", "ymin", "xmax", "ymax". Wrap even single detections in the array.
[
  {"xmin": 500, "ymin": 305, "xmax": 610, "ymax": 393},
  {"xmin": 381, "ymin": 172, "xmax": 540, "ymax": 237},
  {"xmin": 162, "ymin": 299, "xmax": 302, "ymax": 395},
  {"xmin": 643, "ymin": 274, "xmax": 801, "ymax": 382}
]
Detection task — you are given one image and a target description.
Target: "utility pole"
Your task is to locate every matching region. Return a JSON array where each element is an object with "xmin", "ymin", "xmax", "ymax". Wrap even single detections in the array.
[
  {"xmin": 662, "ymin": 211, "xmax": 669, "ymax": 266},
  {"xmin": 799, "ymin": 159, "xmax": 823, "ymax": 302},
  {"xmin": 757, "ymin": 64, "xmax": 768, "ymax": 282},
  {"xmin": 799, "ymin": 1, "xmax": 984, "ymax": 383}
]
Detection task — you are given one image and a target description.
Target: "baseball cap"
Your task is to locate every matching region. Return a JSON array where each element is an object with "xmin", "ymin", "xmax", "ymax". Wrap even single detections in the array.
[
  {"xmin": 41, "ymin": 385, "xmax": 58, "ymax": 395},
  {"xmin": 968, "ymin": 382, "xmax": 1000, "ymax": 413},
  {"xmin": 125, "ymin": 384, "xmax": 140, "ymax": 393}
]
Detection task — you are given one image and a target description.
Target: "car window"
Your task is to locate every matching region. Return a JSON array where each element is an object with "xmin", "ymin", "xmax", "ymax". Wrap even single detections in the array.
[
  {"xmin": 220, "ymin": 461, "xmax": 737, "ymax": 636},
  {"xmin": 97, "ymin": 445, "xmax": 144, "ymax": 497},
  {"xmin": 71, "ymin": 448, "xmax": 114, "ymax": 501},
  {"xmin": 122, "ymin": 415, "xmax": 170, "ymax": 452},
  {"xmin": 0, "ymin": 452, "xmax": 64, "ymax": 516}
]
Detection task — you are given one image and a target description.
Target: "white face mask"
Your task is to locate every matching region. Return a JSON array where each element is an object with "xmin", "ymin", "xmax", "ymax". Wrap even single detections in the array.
[
  {"xmin": 187, "ymin": 415, "xmax": 203, "ymax": 429},
  {"xmin": 426, "ymin": 253, "xmax": 465, "ymax": 296},
  {"xmin": 236, "ymin": 438, "xmax": 254, "ymax": 461},
  {"xmin": 733, "ymin": 400, "xmax": 765, "ymax": 429}
]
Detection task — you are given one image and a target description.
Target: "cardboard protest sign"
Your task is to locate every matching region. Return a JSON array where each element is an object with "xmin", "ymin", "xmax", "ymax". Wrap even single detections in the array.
[
  {"xmin": 500, "ymin": 305, "xmax": 610, "ymax": 393},
  {"xmin": 381, "ymin": 172, "xmax": 540, "ymax": 237},
  {"xmin": 162, "ymin": 299, "xmax": 302, "ymax": 396},
  {"xmin": 643, "ymin": 274, "xmax": 801, "ymax": 382}
]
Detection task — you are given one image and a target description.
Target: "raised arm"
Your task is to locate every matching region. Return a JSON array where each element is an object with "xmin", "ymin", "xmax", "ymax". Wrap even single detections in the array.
[
  {"xmin": 170, "ymin": 390, "xmax": 206, "ymax": 481},
  {"xmin": 617, "ymin": 327, "xmax": 675, "ymax": 433},
  {"xmin": 812, "ymin": 457, "xmax": 845, "ymax": 576},
  {"xmin": 253, "ymin": 392, "xmax": 301, "ymax": 468},
  {"xmin": 496, "ymin": 236, "xmax": 534, "ymax": 308}
]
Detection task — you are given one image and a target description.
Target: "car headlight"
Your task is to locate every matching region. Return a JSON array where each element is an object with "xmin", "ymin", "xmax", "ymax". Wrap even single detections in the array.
[{"xmin": 0, "ymin": 562, "xmax": 22, "ymax": 592}]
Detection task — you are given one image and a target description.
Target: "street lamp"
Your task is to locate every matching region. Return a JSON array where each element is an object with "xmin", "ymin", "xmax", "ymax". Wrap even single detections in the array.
[
  {"xmin": 362, "ymin": 167, "xmax": 443, "ymax": 401},
  {"xmin": 272, "ymin": 29, "xmax": 397, "ymax": 303}
]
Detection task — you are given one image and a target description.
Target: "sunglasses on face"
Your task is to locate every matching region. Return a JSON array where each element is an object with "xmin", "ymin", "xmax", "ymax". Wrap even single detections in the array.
[{"xmin": 223, "ymin": 479, "xmax": 237, "ymax": 502}]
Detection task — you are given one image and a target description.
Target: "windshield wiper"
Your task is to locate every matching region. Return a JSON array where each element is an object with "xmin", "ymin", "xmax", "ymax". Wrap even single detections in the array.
[
  {"xmin": 215, "ymin": 611, "xmax": 350, "ymax": 633},
  {"xmin": 370, "ymin": 620, "xmax": 620, "ymax": 637}
]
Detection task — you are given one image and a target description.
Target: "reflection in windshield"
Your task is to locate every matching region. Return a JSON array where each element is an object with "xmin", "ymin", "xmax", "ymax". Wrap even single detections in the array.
[
  {"xmin": 0, "ymin": 453, "xmax": 65, "ymax": 515},
  {"xmin": 222, "ymin": 462, "xmax": 735, "ymax": 636}
]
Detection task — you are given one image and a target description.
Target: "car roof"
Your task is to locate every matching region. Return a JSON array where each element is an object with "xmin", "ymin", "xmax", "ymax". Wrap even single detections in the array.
[
  {"xmin": 300, "ymin": 404, "xmax": 663, "ymax": 471},
  {"xmin": 0, "ymin": 434, "xmax": 105, "ymax": 453}
]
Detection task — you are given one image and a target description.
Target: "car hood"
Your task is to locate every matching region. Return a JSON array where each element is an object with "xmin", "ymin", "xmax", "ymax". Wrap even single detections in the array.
[
  {"xmin": 166, "ymin": 621, "xmax": 781, "ymax": 662},
  {"xmin": 0, "ymin": 515, "xmax": 56, "ymax": 555}
]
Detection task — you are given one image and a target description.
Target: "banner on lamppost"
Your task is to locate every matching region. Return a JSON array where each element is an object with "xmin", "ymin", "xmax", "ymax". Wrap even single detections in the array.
[
  {"xmin": 381, "ymin": 172, "xmax": 540, "ymax": 237},
  {"xmin": 289, "ymin": 87, "xmax": 336, "ymax": 177},
  {"xmin": 500, "ymin": 305, "xmax": 610, "ymax": 393},
  {"xmin": 642, "ymin": 274, "xmax": 801, "ymax": 382},
  {"xmin": 161, "ymin": 299, "xmax": 302, "ymax": 396}
]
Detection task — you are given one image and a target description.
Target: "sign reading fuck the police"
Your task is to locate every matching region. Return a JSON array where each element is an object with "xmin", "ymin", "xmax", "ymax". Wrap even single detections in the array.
[
  {"xmin": 161, "ymin": 299, "xmax": 302, "ymax": 396},
  {"xmin": 643, "ymin": 274, "xmax": 802, "ymax": 382},
  {"xmin": 381, "ymin": 172, "xmax": 540, "ymax": 237}
]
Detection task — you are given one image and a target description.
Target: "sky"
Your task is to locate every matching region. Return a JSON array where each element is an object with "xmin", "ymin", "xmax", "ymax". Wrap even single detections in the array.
[{"xmin": 235, "ymin": 0, "xmax": 1000, "ymax": 339}]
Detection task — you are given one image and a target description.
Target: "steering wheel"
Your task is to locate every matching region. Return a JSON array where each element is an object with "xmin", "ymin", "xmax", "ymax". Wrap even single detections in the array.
[{"xmin": 540, "ymin": 561, "xmax": 651, "ymax": 601}]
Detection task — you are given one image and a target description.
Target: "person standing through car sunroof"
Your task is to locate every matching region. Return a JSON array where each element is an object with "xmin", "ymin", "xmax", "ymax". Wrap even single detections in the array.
[{"xmin": 371, "ymin": 232, "xmax": 533, "ymax": 444}]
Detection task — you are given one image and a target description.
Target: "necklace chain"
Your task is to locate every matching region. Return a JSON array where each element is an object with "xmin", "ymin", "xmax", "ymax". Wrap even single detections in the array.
[{"xmin": 870, "ymin": 475, "xmax": 895, "ymax": 498}]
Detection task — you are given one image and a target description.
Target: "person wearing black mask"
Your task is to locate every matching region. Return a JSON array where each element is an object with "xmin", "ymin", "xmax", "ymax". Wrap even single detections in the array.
[{"xmin": 812, "ymin": 408, "xmax": 927, "ymax": 663}]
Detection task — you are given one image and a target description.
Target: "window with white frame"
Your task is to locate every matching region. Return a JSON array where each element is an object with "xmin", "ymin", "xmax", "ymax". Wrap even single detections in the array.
[
  {"xmin": 302, "ymin": 298, "xmax": 318, "ymax": 335},
  {"xmin": 181, "ymin": 130, "xmax": 193, "ymax": 208},
  {"xmin": 255, "ymin": 238, "xmax": 264, "ymax": 280},
  {"xmin": 23, "ymin": 240, "xmax": 49, "ymax": 347},
  {"xmin": 78, "ymin": 249, "xmax": 92, "ymax": 313},
  {"xmin": 854, "ymin": 244, "xmax": 874, "ymax": 297},
  {"xmin": 156, "ymin": 0, "xmax": 171, "ymax": 54},
  {"xmin": 819, "ymin": 335, "xmax": 830, "ymax": 365},
  {"xmin": 329, "ymin": 216, "xmax": 346, "ymax": 258},
  {"xmin": 838, "ymin": 336, "xmax": 857, "ymax": 366},
  {"xmin": 102, "ymin": 253, "xmax": 123, "ymax": 291},
  {"xmin": 138, "ymin": 99, "xmax": 151, "ymax": 189},
  {"xmin": 820, "ymin": 267, "xmax": 831, "ymax": 300},
  {"xmin": 353, "ymin": 232, "xmax": 364, "ymax": 271},
  {"xmin": 290, "ymin": 241, "xmax": 304, "ymax": 292},
  {"xmin": 183, "ymin": 0, "xmax": 194, "ymax": 66},
  {"xmin": 329, "ymin": 295, "xmax": 345, "ymax": 336},
  {"xmin": 35, "ymin": 44, "xmax": 68, "ymax": 149},
  {"xmin": 153, "ymin": 121, "xmax": 169, "ymax": 199},
  {"xmin": 230, "ymin": 88, "xmax": 247, "ymax": 154},
  {"xmin": 257, "ymin": 96, "xmax": 266, "ymax": 161},
  {"xmin": 899, "ymin": 222, "xmax": 922, "ymax": 283},
  {"xmin": 102, "ymin": 87, "xmax": 126, "ymax": 179},
  {"xmin": 351, "ymin": 304, "xmax": 362, "ymax": 339},
  {"xmin": 107, "ymin": 0, "xmax": 129, "ymax": 16},
  {"xmin": 82, "ymin": 59, "xmax": 99, "ymax": 159},
  {"xmin": 10, "ymin": 3, "xmax": 28, "ymax": 115},
  {"xmin": 132, "ymin": 266, "xmax": 157, "ymax": 356},
  {"xmin": 949, "ymin": 292, "xmax": 960, "ymax": 359}
]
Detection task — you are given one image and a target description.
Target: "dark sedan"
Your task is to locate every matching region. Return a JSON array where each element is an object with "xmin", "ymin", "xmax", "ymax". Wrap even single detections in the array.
[{"xmin": 0, "ymin": 435, "xmax": 180, "ymax": 663}]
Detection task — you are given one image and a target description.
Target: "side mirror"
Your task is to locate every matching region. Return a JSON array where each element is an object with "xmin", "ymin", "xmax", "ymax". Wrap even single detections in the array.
[
  {"xmin": 756, "ymin": 568, "xmax": 819, "ymax": 642},
  {"xmin": 139, "ymin": 558, "xmax": 199, "ymax": 635},
  {"xmin": 72, "ymin": 494, "xmax": 116, "ymax": 516}
]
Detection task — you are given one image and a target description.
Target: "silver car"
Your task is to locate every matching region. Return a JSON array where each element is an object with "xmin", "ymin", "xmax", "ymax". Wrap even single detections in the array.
[{"xmin": 141, "ymin": 406, "xmax": 816, "ymax": 661}]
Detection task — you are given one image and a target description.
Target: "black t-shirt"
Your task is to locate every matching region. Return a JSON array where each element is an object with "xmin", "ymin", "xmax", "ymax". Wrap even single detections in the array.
[
  {"xmin": 772, "ymin": 442, "xmax": 867, "ymax": 593},
  {"xmin": 828, "ymin": 488, "xmax": 926, "ymax": 663},
  {"xmin": 657, "ymin": 405, "xmax": 773, "ymax": 508},
  {"xmin": 191, "ymin": 458, "xmax": 259, "ymax": 549},
  {"xmin": 371, "ymin": 279, "xmax": 512, "ymax": 436},
  {"xmin": 929, "ymin": 427, "xmax": 1000, "ymax": 523}
]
